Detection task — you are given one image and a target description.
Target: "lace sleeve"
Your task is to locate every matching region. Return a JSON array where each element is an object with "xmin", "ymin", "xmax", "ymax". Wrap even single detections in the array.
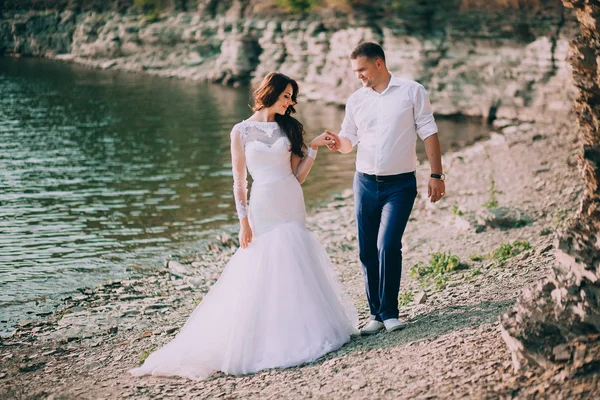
[{"xmin": 230, "ymin": 125, "xmax": 248, "ymax": 220}]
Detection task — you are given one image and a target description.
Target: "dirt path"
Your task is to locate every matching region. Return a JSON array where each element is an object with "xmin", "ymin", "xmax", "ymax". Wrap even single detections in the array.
[{"xmin": 2, "ymin": 117, "xmax": 598, "ymax": 399}]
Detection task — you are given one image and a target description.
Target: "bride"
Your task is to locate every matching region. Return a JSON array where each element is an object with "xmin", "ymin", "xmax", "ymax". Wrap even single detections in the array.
[{"xmin": 129, "ymin": 72, "xmax": 358, "ymax": 380}]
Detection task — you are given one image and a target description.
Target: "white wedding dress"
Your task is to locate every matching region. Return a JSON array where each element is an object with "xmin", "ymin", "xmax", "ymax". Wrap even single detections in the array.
[{"xmin": 129, "ymin": 120, "xmax": 358, "ymax": 380}]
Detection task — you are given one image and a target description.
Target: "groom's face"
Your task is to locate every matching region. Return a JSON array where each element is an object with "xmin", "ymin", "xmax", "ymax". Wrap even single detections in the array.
[{"xmin": 351, "ymin": 56, "xmax": 382, "ymax": 88}]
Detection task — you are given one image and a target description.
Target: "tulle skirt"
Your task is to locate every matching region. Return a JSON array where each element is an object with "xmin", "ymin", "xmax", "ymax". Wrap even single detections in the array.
[{"xmin": 129, "ymin": 219, "xmax": 358, "ymax": 380}]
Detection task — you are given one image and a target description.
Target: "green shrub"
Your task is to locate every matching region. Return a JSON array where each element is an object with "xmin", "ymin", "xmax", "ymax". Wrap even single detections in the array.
[
  {"xmin": 275, "ymin": 0, "xmax": 321, "ymax": 13},
  {"xmin": 134, "ymin": 0, "xmax": 166, "ymax": 21},
  {"xmin": 410, "ymin": 251, "xmax": 461, "ymax": 290},
  {"xmin": 491, "ymin": 240, "xmax": 531, "ymax": 265}
]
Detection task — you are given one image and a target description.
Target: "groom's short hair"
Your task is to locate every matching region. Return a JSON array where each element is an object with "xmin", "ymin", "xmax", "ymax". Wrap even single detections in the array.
[{"xmin": 351, "ymin": 42, "xmax": 386, "ymax": 63}]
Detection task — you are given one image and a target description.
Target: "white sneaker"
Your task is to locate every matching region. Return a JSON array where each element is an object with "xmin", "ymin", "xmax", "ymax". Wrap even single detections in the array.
[
  {"xmin": 360, "ymin": 320, "xmax": 384, "ymax": 336},
  {"xmin": 383, "ymin": 318, "xmax": 407, "ymax": 333}
]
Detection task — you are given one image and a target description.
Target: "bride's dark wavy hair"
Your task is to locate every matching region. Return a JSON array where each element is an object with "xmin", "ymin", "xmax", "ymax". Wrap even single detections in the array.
[{"xmin": 251, "ymin": 72, "xmax": 306, "ymax": 157}]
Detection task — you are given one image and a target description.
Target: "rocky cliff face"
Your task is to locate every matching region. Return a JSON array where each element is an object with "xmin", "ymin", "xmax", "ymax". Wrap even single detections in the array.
[
  {"xmin": 0, "ymin": 2, "xmax": 577, "ymax": 120},
  {"xmin": 500, "ymin": 0, "xmax": 600, "ymax": 374}
]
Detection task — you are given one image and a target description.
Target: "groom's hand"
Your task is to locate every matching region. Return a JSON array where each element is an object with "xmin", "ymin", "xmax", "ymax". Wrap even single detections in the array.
[
  {"xmin": 428, "ymin": 178, "xmax": 445, "ymax": 203},
  {"xmin": 324, "ymin": 130, "xmax": 341, "ymax": 151}
]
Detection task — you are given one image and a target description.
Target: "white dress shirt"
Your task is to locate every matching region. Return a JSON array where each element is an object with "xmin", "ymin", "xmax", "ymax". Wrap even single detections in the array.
[{"xmin": 339, "ymin": 75, "xmax": 438, "ymax": 175}]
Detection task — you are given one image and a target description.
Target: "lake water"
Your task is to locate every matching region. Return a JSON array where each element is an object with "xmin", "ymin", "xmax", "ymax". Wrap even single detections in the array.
[{"xmin": 0, "ymin": 57, "xmax": 490, "ymax": 335}]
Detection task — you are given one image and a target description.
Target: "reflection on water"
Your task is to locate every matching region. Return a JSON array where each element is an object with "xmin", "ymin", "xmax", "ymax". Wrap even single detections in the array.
[{"xmin": 0, "ymin": 57, "xmax": 490, "ymax": 334}]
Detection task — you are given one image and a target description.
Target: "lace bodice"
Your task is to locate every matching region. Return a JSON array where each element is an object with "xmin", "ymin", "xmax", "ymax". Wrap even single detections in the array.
[{"xmin": 230, "ymin": 120, "xmax": 293, "ymax": 220}]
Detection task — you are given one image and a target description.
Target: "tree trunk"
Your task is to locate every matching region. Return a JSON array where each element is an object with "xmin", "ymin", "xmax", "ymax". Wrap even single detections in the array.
[{"xmin": 500, "ymin": 0, "xmax": 600, "ymax": 372}]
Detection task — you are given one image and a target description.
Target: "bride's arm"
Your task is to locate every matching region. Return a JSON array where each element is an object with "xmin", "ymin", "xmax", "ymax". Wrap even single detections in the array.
[
  {"xmin": 231, "ymin": 125, "xmax": 252, "ymax": 248},
  {"xmin": 291, "ymin": 131, "xmax": 337, "ymax": 184},
  {"xmin": 291, "ymin": 144, "xmax": 318, "ymax": 184}
]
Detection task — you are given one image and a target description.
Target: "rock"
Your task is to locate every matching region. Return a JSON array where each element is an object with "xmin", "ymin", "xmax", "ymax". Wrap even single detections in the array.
[
  {"xmin": 19, "ymin": 361, "xmax": 46, "ymax": 372},
  {"xmin": 185, "ymin": 277, "xmax": 206, "ymax": 288},
  {"xmin": 351, "ymin": 380, "xmax": 367, "ymax": 390},
  {"xmin": 54, "ymin": 54, "xmax": 74, "ymax": 61},
  {"xmin": 414, "ymin": 291, "xmax": 428, "ymax": 305},
  {"xmin": 475, "ymin": 207, "xmax": 531, "ymax": 230},
  {"xmin": 454, "ymin": 215, "xmax": 472, "ymax": 231},
  {"xmin": 502, "ymin": 126, "xmax": 519, "ymax": 135},
  {"xmin": 184, "ymin": 52, "xmax": 203, "ymax": 66},
  {"xmin": 167, "ymin": 260, "xmax": 191, "ymax": 277},
  {"xmin": 492, "ymin": 119, "xmax": 513, "ymax": 129},
  {"xmin": 101, "ymin": 60, "xmax": 117, "ymax": 69},
  {"xmin": 552, "ymin": 344, "xmax": 571, "ymax": 362},
  {"xmin": 144, "ymin": 303, "xmax": 169, "ymax": 310},
  {"xmin": 165, "ymin": 326, "xmax": 179, "ymax": 334}
]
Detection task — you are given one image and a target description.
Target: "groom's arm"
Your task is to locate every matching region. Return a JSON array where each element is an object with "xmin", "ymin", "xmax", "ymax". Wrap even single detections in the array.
[{"xmin": 423, "ymin": 134, "xmax": 443, "ymax": 174}]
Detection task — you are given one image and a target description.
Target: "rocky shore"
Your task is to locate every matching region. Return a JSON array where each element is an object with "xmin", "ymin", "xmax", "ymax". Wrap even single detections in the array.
[
  {"xmin": 1, "ymin": 115, "xmax": 598, "ymax": 399},
  {"xmin": 0, "ymin": 3, "xmax": 578, "ymax": 120}
]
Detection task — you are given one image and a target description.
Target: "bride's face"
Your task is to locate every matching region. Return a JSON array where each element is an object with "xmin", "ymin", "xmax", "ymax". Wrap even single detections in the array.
[{"xmin": 271, "ymin": 84, "xmax": 295, "ymax": 115}]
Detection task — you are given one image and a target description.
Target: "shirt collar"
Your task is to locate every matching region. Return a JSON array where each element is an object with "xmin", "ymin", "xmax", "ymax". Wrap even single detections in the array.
[{"xmin": 362, "ymin": 74, "xmax": 401, "ymax": 96}]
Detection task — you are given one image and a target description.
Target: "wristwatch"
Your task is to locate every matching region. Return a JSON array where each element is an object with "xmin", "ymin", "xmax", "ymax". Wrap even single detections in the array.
[{"xmin": 431, "ymin": 173, "xmax": 446, "ymax": 181}]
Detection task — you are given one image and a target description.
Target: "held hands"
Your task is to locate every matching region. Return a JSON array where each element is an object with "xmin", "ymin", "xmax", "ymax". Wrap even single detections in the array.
[
  {"xmin": 239, "ymin": 220, "xmax": 253, "ymax": 249},
  {"xmin": 428, "ymin": 178, "xmax": 445, "ymax": 203},
  {"xmin": 310, "ymin": 131, "xmax": 339, "ymax": 149},
  {"xmin": 324, "ymin": 130, "xmax": 342, "ymax": 152}
]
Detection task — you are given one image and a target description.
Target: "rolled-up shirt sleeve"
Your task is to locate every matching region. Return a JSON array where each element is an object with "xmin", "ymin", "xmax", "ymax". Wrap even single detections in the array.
[
  {"xmin": 339, "ymin": 100, "xmax": 359, "ymax": 146},
  {"xmin": 413, "ymin": 84, "xmax": 438, "ymax": 141}
]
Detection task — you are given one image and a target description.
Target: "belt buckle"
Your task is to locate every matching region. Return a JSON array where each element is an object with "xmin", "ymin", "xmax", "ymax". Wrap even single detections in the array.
[{"xmin": 375, "ymin": 175, "xmax": 384, "ymax": 183}]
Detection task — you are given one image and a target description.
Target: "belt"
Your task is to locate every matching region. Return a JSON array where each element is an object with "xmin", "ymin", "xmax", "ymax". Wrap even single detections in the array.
[{"xmin": 359, "ymin": 171, "xmax": 415, "ymax": 182}]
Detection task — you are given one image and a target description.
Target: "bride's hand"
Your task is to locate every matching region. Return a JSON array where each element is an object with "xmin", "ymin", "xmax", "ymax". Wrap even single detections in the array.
[
  {"xmin": 239, "ymin": 220, "xmax": 253, "ymax": 249},
  {"xmin": 310, "ymin": 131, "xmax": 338, "ymax": 148}
]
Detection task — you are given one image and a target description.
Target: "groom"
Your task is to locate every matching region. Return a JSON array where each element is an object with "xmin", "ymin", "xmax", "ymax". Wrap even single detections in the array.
[{"xmin": 326, "ymin": 42, "xmax": 445, "ymax": 335}]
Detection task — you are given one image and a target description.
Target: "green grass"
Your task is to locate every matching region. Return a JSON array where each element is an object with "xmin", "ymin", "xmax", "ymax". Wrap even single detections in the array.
[
  {"xmin": 139, "ymin": 349, "xmax": 153, "ymax": 364},
  {"xmin": 470, "ymin": 254, "xmax": 485, "ymax": 262},
  {"xmin": 452, "ymin": 203, "xmax": 465, "ymax": 216},
  {"xmin": 469, "ymin": 240, "xmax": 532, "ymax": 267},
  {"xmin": 483, "ymin": 175, "xmax": 499, "ymax": 209},
  {"xmin": 464, "ymin": 268, "xmax": 482, "ymax": 281},
  {"xmin": 398, "ymin": 291, "xmax": 414, "ymax": 307},
  {"xmin": 410, "ymin": 251, "xmax": 462, "ymax": 291},
  {"xmin": 53, "ymin": 308, "xmax": 69, "ymax": 320},
  {"xmin": 193, "ymin": 296, "xmax": 203, "ymax": 307},
  {"xmin": 541, "ymin": 227, "xmax": 553, "ymax": 236},
  {"xmin": 491, "ymin": 240, "xmax": 531, "ymax": 265},
  {"xmin": 514, "ymin": 218, "xmax": 528, "ymax": 228}
]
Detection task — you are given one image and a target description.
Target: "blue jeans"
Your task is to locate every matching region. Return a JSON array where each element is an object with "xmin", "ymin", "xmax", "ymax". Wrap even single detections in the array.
[{"xmin": 353, "ymin": 172, "xmax": 417, "ymax": 322}]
